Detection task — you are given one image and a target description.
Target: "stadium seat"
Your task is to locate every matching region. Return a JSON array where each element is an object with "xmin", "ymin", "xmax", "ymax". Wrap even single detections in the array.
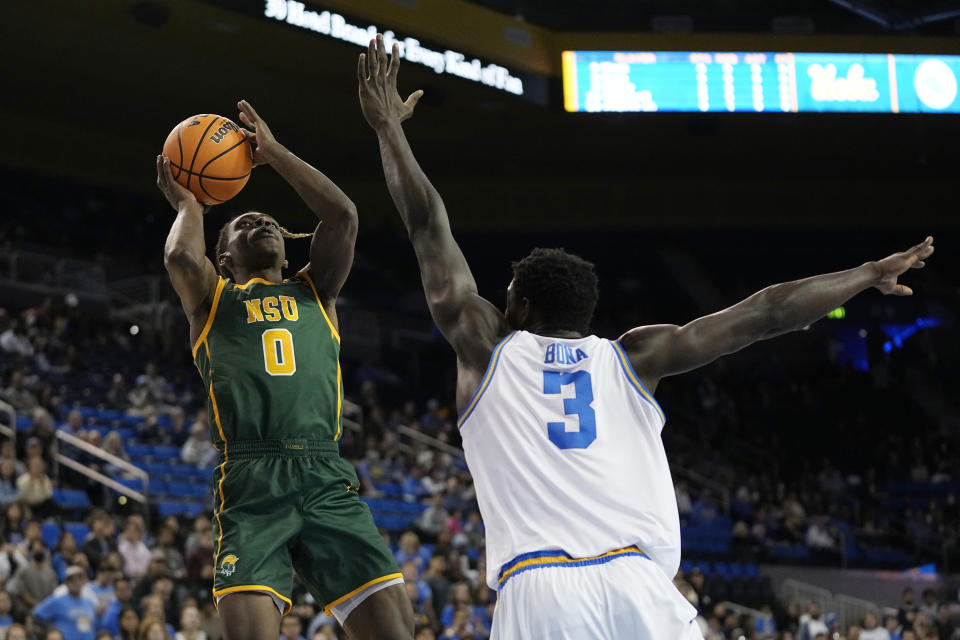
[
  {"xmin": 151, "ymin": 445, "xmax": 180, "ymax": 460},
  {"xmin": 42, "ymin": 522, "xmax": 62, "ymax": 548},
  {"xmin": 52, "ymin": 488, "xmax": 91, "ymax": 509},
  {"xmin": 98, "ymin": 409, "xmax": 123, "ymax": 422},
  {"xmin": 126, "ymin": 443, "xmax": 153, "ymax": 458},
  {"xmin": 113, "ymin": 476, "xmax": 145, "ymax": 493},
  {"xmin": 15, "ymin": 415, "xmax": 32, "ymax": 431}
]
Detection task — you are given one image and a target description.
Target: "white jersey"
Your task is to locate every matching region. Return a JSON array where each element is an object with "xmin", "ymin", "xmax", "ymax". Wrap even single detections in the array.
[{"xmin": 459, "ymin": 330, "xmax": 681, "ymax": 590}]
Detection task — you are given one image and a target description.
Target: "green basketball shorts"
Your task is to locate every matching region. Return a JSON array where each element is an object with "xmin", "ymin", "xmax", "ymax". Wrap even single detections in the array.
[{"xmin": 210, "ymin": 439, "xmax": 402, "ymax": 620}]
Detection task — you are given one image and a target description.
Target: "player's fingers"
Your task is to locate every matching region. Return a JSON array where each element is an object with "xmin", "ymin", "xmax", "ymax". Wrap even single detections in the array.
[
  {"xmin": 896, "ymin": 285, "xmax": 913, "ymax": 296},
  {"xmin": 387, "ymin": 42, "xmax": 400, "ymax": 79},
  {"xmin": 358, "ymin": 53, "xmax": 367, "ymax": 82},
  {"xmin": 368, "ymin": 39, "xmax": 379, "ymax": 76},
  {"xmin": 376, "ymin": 34, "xmax": 388, "ymax": 74},
  {"xmin": 239, "ymin": 99, "xmax": 261, "ymax": 122},
  {"xmin": 404, "ymin": 90, "xmax": 424, "ymax": 110},
  {"xmin": 911, "ymin": 260, "xmax": 925, "ymax": 269}
]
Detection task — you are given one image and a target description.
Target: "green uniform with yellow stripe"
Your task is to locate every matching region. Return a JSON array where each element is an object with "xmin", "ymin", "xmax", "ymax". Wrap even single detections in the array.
[{"xmin": 193, "ymin": 272, "xmax": 400, "ymax": 616}]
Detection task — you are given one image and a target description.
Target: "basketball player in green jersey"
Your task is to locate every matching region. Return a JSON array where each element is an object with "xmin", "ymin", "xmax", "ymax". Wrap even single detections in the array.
[{"xmin": 156, "ymin": 100, "xmax": 414, "ymax": 640}]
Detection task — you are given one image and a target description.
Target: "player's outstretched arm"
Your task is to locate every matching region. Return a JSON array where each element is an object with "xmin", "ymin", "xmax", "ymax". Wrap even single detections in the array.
[
  {"xmin": 621, "ymin": 237, "xmax": 935, "ymax": 391},
  {"xmin": 236, "ymin": 100, "xmax": 358, "ymax": 307},
  {"xmin": 359, "ymin": 35, "xmax": 508, "ymax": 362},
  {"xmin": 157, "ymin": 155, "xmax": 219, "ymax": 338}
]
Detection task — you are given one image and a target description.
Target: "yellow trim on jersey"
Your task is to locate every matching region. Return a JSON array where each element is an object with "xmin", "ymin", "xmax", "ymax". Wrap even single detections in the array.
[
  {"xmin": 323, "ymin": 573, "xmax": 404, "ymax": 617},
  {"xmin": 233, "ymin": 277, "xmax": 285, "ymax": 290},
  {"xmin": 610, "ymin": 341, "xmax": 665, "ymax": 424},
  {"xmin": 498, "ymin": 546, "xmax": 645, "ymax": 587},
  {"xmin": 213, "ymin": 585, "xmax": 293, "ymax": 616},
  {"xmin": 192, "ymin": 277, "xmax": 226, "ymax": 358},
  {"xmin": 298, "ymin": 270, "xmax": 341, "ymax": 343},
  {"xmin": 457, "ymin": 331, "xmax": 517, "ymax": 428},
  {"xmin": 334, "ymin": 360, "xmax": 342, "ymax": 441}
]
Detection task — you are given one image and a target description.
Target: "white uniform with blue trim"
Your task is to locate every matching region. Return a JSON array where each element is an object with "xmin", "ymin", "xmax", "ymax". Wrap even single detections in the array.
[{"xmin": 459, "ymin": 331, "xmax": 701, "ymax": 639}]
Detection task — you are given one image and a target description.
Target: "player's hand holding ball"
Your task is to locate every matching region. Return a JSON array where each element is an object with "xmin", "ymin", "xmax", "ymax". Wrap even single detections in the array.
[
  {"xmin": 358, "ymin": 33, "xmax": 424, "ymax": 130},
  {"xmin": 236, "ymin": 99, "xmax": 282, "ymax": 166}
]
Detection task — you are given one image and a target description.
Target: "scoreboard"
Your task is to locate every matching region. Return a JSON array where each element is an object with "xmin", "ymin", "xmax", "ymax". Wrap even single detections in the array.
[{"xmin": 562, "ymin": 51, "xmax": 960, "ymax": 114}]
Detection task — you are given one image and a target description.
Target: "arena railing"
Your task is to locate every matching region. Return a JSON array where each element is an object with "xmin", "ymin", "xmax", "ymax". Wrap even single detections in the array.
[
  {"xmin": 397, "ymin": 425, "xmax": 466, "ymax": 460},
  {"xmin": 780, "ymin": 578, "xmax": 887, "ymax": 630},
  {"xmin": 673, "ymin": 465, "xmax": 731, "ymax": 515},
  {"xmin": 6, "ymin": 251, "xmax": 106, "ymax": 295},
  {"xmin": 54, "ymin": 430, "xmax": 148, "ymax": 504},
  {"xmin": 719, "ymin": 601, "xmax": 775, "ymax": 628}
]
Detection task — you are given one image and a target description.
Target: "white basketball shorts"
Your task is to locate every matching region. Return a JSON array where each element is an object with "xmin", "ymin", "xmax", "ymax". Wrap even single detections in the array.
[{"xmin": 491, "ymin": 549, "xmax": 703, "ymax": 640}]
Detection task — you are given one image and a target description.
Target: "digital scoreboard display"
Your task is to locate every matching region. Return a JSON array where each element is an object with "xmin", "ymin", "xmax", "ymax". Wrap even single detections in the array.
[{"xmin": 562, "ymin": 51, "xmax": 960, "ymax": 114}]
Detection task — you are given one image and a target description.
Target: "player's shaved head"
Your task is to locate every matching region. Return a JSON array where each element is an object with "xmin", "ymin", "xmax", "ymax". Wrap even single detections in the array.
[{"xmin": 507, "ymin": 248, "xmax": 599, "ymax": 335}]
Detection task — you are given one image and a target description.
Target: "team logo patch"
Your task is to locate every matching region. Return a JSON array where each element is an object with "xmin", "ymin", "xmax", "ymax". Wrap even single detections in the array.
[{"xmin": 219, "ymin": 554, "xmax": 239, "ymax": 577}]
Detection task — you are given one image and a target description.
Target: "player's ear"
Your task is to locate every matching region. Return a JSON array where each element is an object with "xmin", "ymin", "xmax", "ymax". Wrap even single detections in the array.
[
  {"xmin": 518, "ymin": 296, "xmax": 531, "ymax": 326},
  {"xmin": 219, "ymin": 252, "xmax": 231, "ymax": 270},
  {"xmin": 282, "ymin": 259, "xmax": 289, "ymax": 268}
]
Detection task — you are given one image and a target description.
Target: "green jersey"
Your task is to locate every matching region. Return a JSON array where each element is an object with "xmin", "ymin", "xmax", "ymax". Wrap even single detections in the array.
[{"xmin": 192, "ymin": 272, "xmax": 343, "ymax": 447}]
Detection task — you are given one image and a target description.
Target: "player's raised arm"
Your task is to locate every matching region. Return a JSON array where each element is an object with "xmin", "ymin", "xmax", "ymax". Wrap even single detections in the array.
[
  {"xmin": 621, "ymin": 237, "xmax": 935, "ymax": 391},
  {"xmin": 359, "ymin": 35, "xmax": 508, "ymax": 362},
  {"xmin": 236, "ymin": 100, "xmax": 358, "ymax": 310},
  {"xmin": 157, "ymin": 155, "xmax": 219, "ymax": 339}
]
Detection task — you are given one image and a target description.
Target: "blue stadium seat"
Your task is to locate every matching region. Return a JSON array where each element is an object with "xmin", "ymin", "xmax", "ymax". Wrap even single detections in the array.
[
  {"xmin": 158, "ymin": 502, "xmax": 206, "ymax": 518},
  {"xmin": 166, "ymin": 482, "xmax": 193, "ymax": 497},
  {"xmin": 121, "ymin": 414, "xmax": 145, "ymax": 426},
  {"xmin": 42, "ymin": 522, "xmax": 62, "ymax": 548},
  {"xmin": 151, "ymin": 445, "xmax": 180, "ymax": 461},
  {"xmin": 149, "ymin": 478, "xmax": 169, "ymax": 495},
  {"xmin": 126, "ymin": 443, "xmax": 152, "ymax": 458},
  {"xmin": 116, "ymin": 428, "xmax": 136, "ymax": 440},
  {"xmin": 141, "ymin": 462, "xmax": 174, "ymax": 476},
  {"xmin": 156, "ymin": 415, "xmax": 172, "ymax": 428},
  {"xmin": 52, "ymin": 489, "xmax": 91, "ymax": 509},
  {"xmin": 97, "ymin": 409, "xmax": 121, "ymax": 422},
  {"xmin": 15, "ymin": 415, "xmax": 32, "ymax": 431}
]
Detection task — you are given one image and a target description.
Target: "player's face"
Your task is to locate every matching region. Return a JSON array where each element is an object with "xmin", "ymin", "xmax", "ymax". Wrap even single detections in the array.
[{"xmin": 226, "ymin": 212, "xmax": 286, "ymax": 270}]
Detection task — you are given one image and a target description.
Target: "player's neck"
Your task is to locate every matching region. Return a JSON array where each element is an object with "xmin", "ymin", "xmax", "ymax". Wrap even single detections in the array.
[
  {"xmin": 525, "ymin": 323, "xmax": 583, "ymax": 339},
  {"xmin": 232, "ymin": 266, "xmax": 284, "ymax": 285}
]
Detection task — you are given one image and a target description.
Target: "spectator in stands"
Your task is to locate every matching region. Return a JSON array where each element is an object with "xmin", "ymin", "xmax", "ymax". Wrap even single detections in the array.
[
  {"xmin": 173, "ymin": 606, "xmax": 204, "ymax": 640},
  {"xmin": 81, "ymin": 511, "xmax": 116, "ymax": 573},
  {"xmin": 116, "ymin": 607, "xmax": 140, "ymax": 640},
  {"xmin": 137, "ymin": 619, "xmax": 169, "ymax": 640},
  {"xmin": 0, "ymin": 591, "xmax": 13, "ymax": 635},
  {"xmin": 95, "ymin": 631, "xmax": 111, "ymax": 640},
  {"xmin": 0, "ymin": 322, "xmax": 34, "ymax": 358},
  {"xmin": 33, "ymin": 566, "xmax": 96, "ymax": 640},
  {"xmin": 179, "ymin": 424, "xmax": 215, "ymax": 469},
  {"xmin": 117, "ymin": 519, "xmax": 150, "ymax": 580},
  {"xmin": 423, "ymin": 555, "xmax": 450, "ymax": 618},
  {"xmin": 278, "ymin": 616, "xmax": 305, "ymax": 640},
  {"xmin": 99, "ymin": 577, "xmax": 133, "ymax": 637},
  {"xmin": 7, "ymin": 624, "xmax": 26, "ymax": 640},
  {"xmin": 934, "ymin": 603, "xmax": 955, "ymax": 639},
  {"xmin": 439, "ymin": 583, "xmax": 471, "ymax": 630},
  {"xmin": 101, "ymin": 433, "xmax": 130, "ymax": 479},
  {"xmin": 105, "ymin": 375, "xmax": 128, "ymax": 411},
  {"xmin": 3, "ymin": 371, "xmax": 36, "ymax": 413},
  {"xmin": 52, "ymin": 532, "xmax": 80, "ymax": 582},
  {"xmin": 882, "ymin": 615, "xmax": 901, "ymax": 640},
  {"xmin": 27, "ymin": 412, "xmax": 55, "ymax": 465},
  {"xmin": 798, "ymin": 601, "xmax": 829, "ymax": 640},
  {"xmin": 901, "ymin": 589, "xmax": 919, "ymax": 627},
  {"xmin": 152, "ymin": 528, "xmax": 184, "ymax": 580},
  {"xmin": 183, "ymin": 520, "xmax": 212, "ymax": 580},
  {"xmin": 132, "ymin": 552, "xmax": 169, "ymax": 604},
  {"xmin": 0, "ymin": 459, "xmax": 20, "ymax": 506},
  {"xmin": 166, "ymin": 409, "xmax": 188, "ymax": 449},
  {"xmin": 920, "ymin": 590, "xmax": 939, "ymax": 620},
  {"xmin": 1, "ymin": 502, "xmax": 26, "ymax": 546},
  {"xmin": 1, "ymin": 441, "xmax": 25, "ymax": 477},
  {"xmin": 17, "ymin": 457, "xmax": 53, "ymax": 514},
  {"xmin": 413, "ymin": 627, "xmax": 434, "ymax": 640},
  {"xmin": 418, "ymin": 495, "xmax": 449, "ymax": 539},
  {"xmin": 64, "ymin": 411, "xmax": 85, "ymax": 439},
  {"xmin": 394, "ymin": 532, "xmax": 431, "ymax": 574},
  {"xmin": 860, "ymin": 612, "xmax": 890, "ymax": 640},
  {"xmin": 82, "ymin": 558, "xmax": 118, "ymax": 617},
  {"xmin": 139, "ymin": 596, "xmax": 174, "ymax": 639}
]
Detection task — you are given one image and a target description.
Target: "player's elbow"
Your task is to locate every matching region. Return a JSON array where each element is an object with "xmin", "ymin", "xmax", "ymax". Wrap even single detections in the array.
[
  {"xmin": 760, "ymin": 285, "xmax": 796, "ymax": 336},
  {"xmin": 163, "ymin": 246, "xmax": 200, "ymax": 273}
]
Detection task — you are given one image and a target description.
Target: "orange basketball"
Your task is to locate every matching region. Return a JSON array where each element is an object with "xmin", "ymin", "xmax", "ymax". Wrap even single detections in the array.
[{"xmin": 162, "ymin": 114, "xmax": 253, "ymax": 205}]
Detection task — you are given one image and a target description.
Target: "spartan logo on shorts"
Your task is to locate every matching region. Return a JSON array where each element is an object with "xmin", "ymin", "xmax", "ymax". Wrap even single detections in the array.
[{"xmin": 219, "ymin": 554, "xmax": 239, "ymax": 577}]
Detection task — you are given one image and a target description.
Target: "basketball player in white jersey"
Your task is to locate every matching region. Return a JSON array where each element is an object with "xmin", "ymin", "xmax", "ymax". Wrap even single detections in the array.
[{"xmin": 358, "ymin": 35, "xmax": 935, "ymax": 639}]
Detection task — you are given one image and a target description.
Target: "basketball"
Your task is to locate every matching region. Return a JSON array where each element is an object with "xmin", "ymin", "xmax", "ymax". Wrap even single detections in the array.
[{"xmin": 161, "ymin": 114, "xmax": 252, "ymax": 205}]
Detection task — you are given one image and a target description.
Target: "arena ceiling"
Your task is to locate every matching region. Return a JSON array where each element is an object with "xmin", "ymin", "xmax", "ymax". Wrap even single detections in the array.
[{"xmin": 2, "ymin": 0, "xmax": 960, "ymax": 231}]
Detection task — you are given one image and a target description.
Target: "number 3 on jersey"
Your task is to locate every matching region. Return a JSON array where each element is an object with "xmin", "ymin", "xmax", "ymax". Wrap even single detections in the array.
[
  {"xmin": 262, "ymin": 328, "xmax": 296, "ymax": 376},
  {"xmin": 542, "ymin": 370, "xmax": 596, "ymax": 449}
]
